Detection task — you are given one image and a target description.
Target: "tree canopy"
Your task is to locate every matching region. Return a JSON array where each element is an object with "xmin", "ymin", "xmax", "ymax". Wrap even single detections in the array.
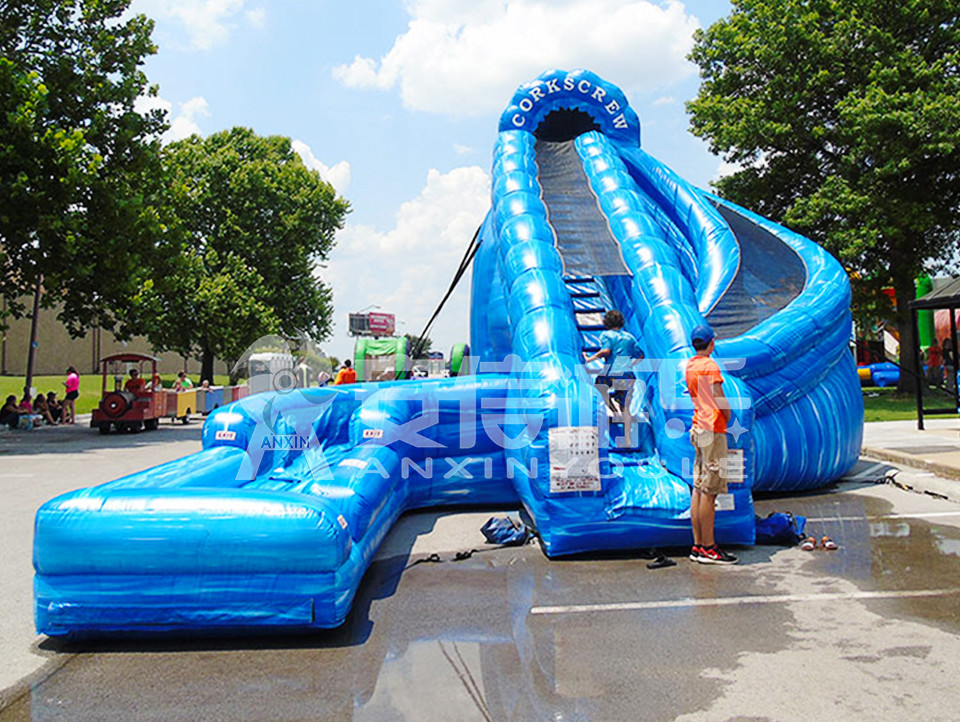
[
  {"xmin": 687, "ymin": 0, "xmax": 960, "ymax": 390},
  {"xmin": 404, "ymin": 333, "xmax": 433, "ymax": 359},
  {"xmin": 0, "ymin": 0, "xmax": 166, "ymax": 334},
  {"xmin": 131, "ymin": 128, "xmax": 350, "ymax": 380}
]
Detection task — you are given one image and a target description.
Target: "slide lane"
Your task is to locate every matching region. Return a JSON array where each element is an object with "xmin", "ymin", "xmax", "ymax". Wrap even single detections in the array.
[{"xmin": 615, "ymin": 145, "xmax": 862, "ymax": 489}]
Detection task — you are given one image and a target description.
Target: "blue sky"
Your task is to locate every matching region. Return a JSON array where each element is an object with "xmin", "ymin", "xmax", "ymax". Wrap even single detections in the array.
[{"xmin": 131, "ymin": 0, "xmax": 734, "ymax": 362}]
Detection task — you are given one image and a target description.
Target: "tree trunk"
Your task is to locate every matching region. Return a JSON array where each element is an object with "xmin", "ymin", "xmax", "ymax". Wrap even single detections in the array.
[
  {"xmin": 201, "ymin": 347, "xmax": 215, "ymax": 385},
  {"xmin": 894, "ymin": 273, "xmax": 919, "ymax": 395}
]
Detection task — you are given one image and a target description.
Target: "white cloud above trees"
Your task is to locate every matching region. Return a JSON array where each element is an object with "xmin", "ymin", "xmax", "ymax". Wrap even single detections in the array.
[
  {"xmin": 132, "ymin": 0, "xmax": 265, "ymax": 50},
  {"xmin": 291, "ymin": 141, "xmax": 352, "ymax": 197},
  {"xmin": 321, "ymin": 165, "xmax": 490, "ymax": 359},
  {"xmin": 134, "ymin": 94, "xmax": 210, "ymax": 142},
  {"xmin": 332, "ymin": 0, "xmax": 701, "ymax": 116}
]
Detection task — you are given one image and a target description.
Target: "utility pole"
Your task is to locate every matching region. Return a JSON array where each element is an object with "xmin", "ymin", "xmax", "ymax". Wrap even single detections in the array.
[
  {"xmin": 1, "ymin": 297, "xmax": 6, "ymax": 375},
  {"xmin": 24, "ymin": 275, "xmax": 42, "ymax": 401}
]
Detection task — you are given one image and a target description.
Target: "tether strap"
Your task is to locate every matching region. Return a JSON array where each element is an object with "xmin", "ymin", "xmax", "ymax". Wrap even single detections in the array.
[{"xmin": 409, "ymin": 226, "xmax": 481, "ymax": 362}]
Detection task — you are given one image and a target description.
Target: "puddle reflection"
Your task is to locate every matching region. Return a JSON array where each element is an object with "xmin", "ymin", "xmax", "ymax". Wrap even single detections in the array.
[{"xmin": 5, "ymin": 489, "xmax": 960, "ymax": 721}]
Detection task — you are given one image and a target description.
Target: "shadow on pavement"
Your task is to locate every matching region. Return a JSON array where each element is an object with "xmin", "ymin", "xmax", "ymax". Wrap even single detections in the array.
[{"xmin": 0, "ymin": 418, "xmax": 202, "ymax": 455}]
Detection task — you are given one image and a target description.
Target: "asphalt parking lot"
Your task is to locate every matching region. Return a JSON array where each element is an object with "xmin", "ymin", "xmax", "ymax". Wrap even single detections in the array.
[{"xmin": 1, "ymin": 421, "xmax": 959, "ymax": 720}]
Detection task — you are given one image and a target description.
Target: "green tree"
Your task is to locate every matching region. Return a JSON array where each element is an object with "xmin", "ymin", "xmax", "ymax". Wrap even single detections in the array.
[
  {"xmin": 687, "ymin": 0, "xmax": 960, "ymax": 392},
  {"xmin": 136, "ymin": 128, "xmax": 350, "ymax": 380},
  {"xmin": 404, "ymin": 333, "xmax": 433, "ymax": 359},
  {"xmin": 0, "ymin": 0, "xmax": 166, "ymax": 334}
]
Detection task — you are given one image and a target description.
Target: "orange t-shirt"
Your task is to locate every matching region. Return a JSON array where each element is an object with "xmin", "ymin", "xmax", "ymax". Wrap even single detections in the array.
[
  {"xmin": 334, "ymin": 367, "xmax": 357, "ymax": 385},
  {"xmin": 124, "ymin": 377, "xmax": 146, "ymax": 394},
  {"xmin": 686, "ymin": 355, "xmax": 726, "ymax": 432}
]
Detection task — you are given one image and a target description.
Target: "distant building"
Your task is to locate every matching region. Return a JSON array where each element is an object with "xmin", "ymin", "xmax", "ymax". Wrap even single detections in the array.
[{"xmin": 1, "ymin": 304, "xmax": 227, "ymax": 377}]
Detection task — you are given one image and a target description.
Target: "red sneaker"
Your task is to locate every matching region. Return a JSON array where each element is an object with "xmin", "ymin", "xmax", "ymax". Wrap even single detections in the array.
[{"xmin": 697, "ymin": 545, "xmax": 739, "ymax": 565}]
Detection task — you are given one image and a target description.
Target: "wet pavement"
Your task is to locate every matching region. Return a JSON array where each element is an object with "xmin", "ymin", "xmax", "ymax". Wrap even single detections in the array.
[
  {"xmin": 2, "ymin": 477, "xmax": 959, "ymax": 721},
  {"xmin": 2, "ymin": 420, "xmax": 960, "ymax": 720}
]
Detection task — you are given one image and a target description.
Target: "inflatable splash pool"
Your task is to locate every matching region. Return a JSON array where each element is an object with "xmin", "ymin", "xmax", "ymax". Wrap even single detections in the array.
[{"xmin": 33, "ymin": 70, "xmax": 863, "ymax": 636}]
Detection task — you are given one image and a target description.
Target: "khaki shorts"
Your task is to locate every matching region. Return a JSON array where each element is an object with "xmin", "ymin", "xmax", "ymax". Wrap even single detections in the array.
[{"xmin": 690, "ymin": 427, "xmax": 728, "ymax": 496}]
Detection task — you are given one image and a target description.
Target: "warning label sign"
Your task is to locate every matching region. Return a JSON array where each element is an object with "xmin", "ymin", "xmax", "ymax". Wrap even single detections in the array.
[
  {"xmin": 549, "ymin": 426, "xmax": 601, "ymax": 493},
  {"xmin": 725, "ymin": 449, "xmax": 745, "ymax": 484}
]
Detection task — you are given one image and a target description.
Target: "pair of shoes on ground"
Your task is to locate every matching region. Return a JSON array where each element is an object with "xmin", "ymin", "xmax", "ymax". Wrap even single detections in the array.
[
  {"xmin": 801, "ymin": 536, "xmax": 838, "ymax": 551},
  {"xmin": 689, "ymin": 544, "xmax": 738, "ymax": 565}
]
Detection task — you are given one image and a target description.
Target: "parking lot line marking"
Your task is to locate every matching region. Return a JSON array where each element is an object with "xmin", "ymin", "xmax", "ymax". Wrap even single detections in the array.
[
  {"xmin": 530, "ymin": 588, "xmax": 960, "ymax": 616},
  {"xmin": 806, "ymin": 511, "xmax": 960, "ymax": 523}
]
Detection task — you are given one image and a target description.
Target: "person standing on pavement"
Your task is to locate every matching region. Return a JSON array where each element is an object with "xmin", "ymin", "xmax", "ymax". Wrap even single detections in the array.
[
  {"xmin": 62, "ymin": 366, "xmax": 79, "ymax": 425},
  {"xmin": 925, "ymin": 339, "xmax": 943, "ymax": 387},
  {"xmin": 685, "ymin": 324, "xmax": 738, "ymax": 565},
  {"xmin": 942, "ymin": 337, "xmax": 955, "ymax": 392}
]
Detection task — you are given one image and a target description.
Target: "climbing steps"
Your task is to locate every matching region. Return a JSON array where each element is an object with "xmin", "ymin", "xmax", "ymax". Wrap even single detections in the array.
[
  {"xmin": 564, "ymin": 275, "xmax": 645, "ymax": 451},
  {"xmin": 564, "ymin": 276, "xmax": 613, "ymax": 353}
]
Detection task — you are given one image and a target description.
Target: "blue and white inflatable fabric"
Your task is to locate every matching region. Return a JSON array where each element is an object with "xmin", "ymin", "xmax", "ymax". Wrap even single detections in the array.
[{"xmin": 33, "ymin": 70, "xmax": 862, "ymax": 636}]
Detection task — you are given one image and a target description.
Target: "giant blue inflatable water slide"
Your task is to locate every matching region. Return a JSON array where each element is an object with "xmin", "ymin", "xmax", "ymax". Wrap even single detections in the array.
[{"xmin": 33, "ymin": 70, "xmax": 863, "ymax": 636}]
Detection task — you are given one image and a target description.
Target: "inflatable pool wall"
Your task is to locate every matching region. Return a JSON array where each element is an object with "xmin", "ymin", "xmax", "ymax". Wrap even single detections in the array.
[{"xmin": 33, "ymin": 70, "xmax": 862, "ymax": 635}]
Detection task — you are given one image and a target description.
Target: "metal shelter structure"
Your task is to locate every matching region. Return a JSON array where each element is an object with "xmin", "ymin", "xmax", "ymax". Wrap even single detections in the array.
[{"xmin": 910, "ymin": 277, "xmax": 960, "ymax": 429}]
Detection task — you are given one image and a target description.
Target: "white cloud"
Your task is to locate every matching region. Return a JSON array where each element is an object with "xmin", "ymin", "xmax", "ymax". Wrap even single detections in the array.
[
  {"xmin": 653, "ymin": 96, "xmax": 677, "ymax": 106},
  {"xmin": 453, "ymin": 143, "xmax": 475, "ymax": 155},
  {"xmin": 320, "ymin": 166, "xmax": 491, "ymax": 361},
  {"xmin": 333, "ymin": 55, "xmax": 395, "ymax": 90},
  {"xmin": 331, "ymin": 0, "xmax": 701, "ymax": 116},
  {"xmin": 291, "ymin": 140, "xmax": 351, "ymax": 196},
  {"xmin": 714, "ymin": 160, "xmax": 741, "ymax": 180},
  {"xmin": 134, "ymin": 94, "xmax": 210, "ymax": 143},
  {"xmin": 132, "ymin": 0, "xmax": 264, "ymax": 50},
  {"xmin": 245, "ymin": 7, "xmax": 266, "ymax": 28}
]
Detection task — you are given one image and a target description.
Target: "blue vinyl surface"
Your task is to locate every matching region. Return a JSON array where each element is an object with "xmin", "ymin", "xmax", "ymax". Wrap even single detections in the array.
[{"xmin": 34, "ymin": 70, "xmax": 862, "ymax": 636}]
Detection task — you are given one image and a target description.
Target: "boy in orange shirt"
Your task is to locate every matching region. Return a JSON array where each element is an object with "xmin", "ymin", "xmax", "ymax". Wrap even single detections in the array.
[
  {"xmin": 685, "ymin": 324, "xmax": 738, "ymax": 565},
  {"xmin": 333, "ymin": 359, "xmax": 357, "ymax": 385}
]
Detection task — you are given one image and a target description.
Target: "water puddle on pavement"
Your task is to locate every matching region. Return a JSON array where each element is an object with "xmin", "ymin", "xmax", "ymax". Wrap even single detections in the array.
[{"xmin": 3, "ymin": 487, "xmax": 960, "ymax": 721}]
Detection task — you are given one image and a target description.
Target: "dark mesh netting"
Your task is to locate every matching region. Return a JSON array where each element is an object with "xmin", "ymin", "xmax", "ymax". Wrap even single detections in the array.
[
  {"xmin": 535, "ymin": 139, "xmax": 631, "ymax": 277},
  {"xmin": 534, "ymin": 108, "xmax": 601, "ymax": 142},
  {"xmin": 705, "ymin": 201, "xmax": 807, "ymax": 339}
]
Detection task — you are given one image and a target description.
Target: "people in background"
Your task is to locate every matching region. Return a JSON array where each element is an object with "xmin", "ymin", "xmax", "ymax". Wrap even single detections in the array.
[
  {"xmin": 925, "ymin": 340, "xmax": 943, "ymax": 387},
  {"xmin": 32, "ymin": 393, "xmax": 58, "ymax": 425},
  {"xmin": 0, "ymin": 395, "xmax": 20, "ymax": 429},
  {"xmin": 124, "ymin": 368, "xmax": 146, "ymax": 394},
  {"xmin": 333, "ymin": 359, "xmax": 357, "ymax": 385},
  {"xmin": 942, "ymin": 337, "xmax": 955, "ymax": 392},
  {"xmin": 46, "ymin": 392, "xmax": 62, "ymax": 423},
  {"xmin": 172, "ymin": 371, "xmax": 194, "ymax": 391},
  {"xmin": 17, "ymin": 395, "xmax": 41, "ymax": 429},
  {"xmin": 62, "ymin": 366, "xmax": 79, "ymax": 424}
]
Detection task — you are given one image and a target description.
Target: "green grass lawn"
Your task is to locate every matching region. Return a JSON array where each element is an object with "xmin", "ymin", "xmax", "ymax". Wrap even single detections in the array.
[
  {"xmin": 5, "ymin": 374, "xmax": 947, "ymax": 423},
  {"xmin": 1, "ymin": 374, "xmax": 233, "ymax": 415},
  {"xmin": 862, "ymin": 385, "xmax": 956, "ymax": 422}
]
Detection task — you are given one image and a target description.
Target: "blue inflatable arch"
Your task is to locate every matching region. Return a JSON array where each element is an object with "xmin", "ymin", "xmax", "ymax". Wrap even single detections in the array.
[{"xmin": 499, "ymin": 69, "xmax": 641, "ymax": 146}]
